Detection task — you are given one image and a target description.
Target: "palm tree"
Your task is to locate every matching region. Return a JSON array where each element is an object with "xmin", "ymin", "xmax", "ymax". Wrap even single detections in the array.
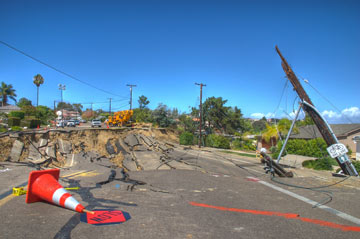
[
  {"xmin": 33, "ymin": 74, "xmax": 44, "ymax": 107},
  {"xmin": 0, "ymin": 82, "xmax": 17, "ymax": 106},
  {"xmin": 262, "ymin": 124, "xmax": 279, "ymax": 147}
]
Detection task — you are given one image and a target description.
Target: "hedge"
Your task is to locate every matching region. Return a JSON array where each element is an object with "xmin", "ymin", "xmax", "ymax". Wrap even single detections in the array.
[
  {"xmin": 8, "ymin": 117, "xmax": 21, "ymax": 127},
  {"xmin": 9, "ymin": 111, "xmax": 25, "ymax": 119},
  {"xmin": 205, "ymin": 134, "xmax": 230, "ymax": 149},
  {"xmin": 273, "ymin": 138, "xmax": 327, "ymax": 159},
  {"xmin": 179, "ymin": 132, "xmax": 194, "ymax": 145},
  {"xmin": 20, "ymin": 119, "xmax": 41, "ymax": 128}
]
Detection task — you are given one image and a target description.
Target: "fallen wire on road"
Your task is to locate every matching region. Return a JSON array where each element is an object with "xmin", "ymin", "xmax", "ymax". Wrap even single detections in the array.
[{"xmin": 210, "ymin": 151, "xmax": 267, "ymax": 178}]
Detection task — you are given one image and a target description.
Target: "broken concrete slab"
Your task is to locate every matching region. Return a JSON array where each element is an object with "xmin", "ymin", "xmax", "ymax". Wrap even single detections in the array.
[
  {"xmin": 83, "ymin": 151, "xmax": 102, "ymax": 162},
  {"xmin": 45, "ymin": 146, "xmax": 56, "ymax": 159},
  {"xmin": 116, "ymin": 139, "xmax": 130, "ymax": 154},
  {"xmin": 140, "ymin": 134, "xmax": 154, "ymax": 146},
  {"xmin": 65, "ymin": 153, "xmax": 83, "ymax": 167},
  {"xmin": 133, "ymin": 144, "xmax": 148, "ymax": 151},
  {"xmin": 58, "ymin": 139, "xmax": 72, "ymax": 154},
  {"xmin": 105, "ymin": 140, "xmax": 116, "ymax": 155},
  {"xmin": 38, "ymin": 138, "xmax": 48, "ymax": 148},
  {"xmin": 122, "ymin": 155, "xmax": 138, "ymax": 171},
  {"xmin": 124, "ymin": 134, "xmax": 139, "ymax": 147},
  {"xmin": 135, "ymin": 151, "xmax": 163, "ymax": 170},
  {"xmin": 8, "ymin": 140, "xmax": 24, "ymax": 162},
  {"xmin": 27, "ymin": 142, "xmax": 42, "ymax": 161}
]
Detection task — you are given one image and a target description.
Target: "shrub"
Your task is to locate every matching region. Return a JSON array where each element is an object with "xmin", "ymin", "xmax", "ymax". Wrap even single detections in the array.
[
  {"xmin": 273, "ymin": 138, "xmax": 327, "ymax": 159},
  {"xmin": 231, "ymin": 138, "xmax": 256, "ymax": 151},
  {"xmin": 179, "ymin": 132, "xmax": 194, "ymax": 145},
  {"xmin": 8, "ymin": 117, "xmax": 21, "ymax": 127},
  {"xmin": 205, "ymin": 134, "xmax": 230, "ymax": 149},
  {"xmin": 302, "ymin": 157, "xmax": 333, "ymax": 171},
  {"xmin": 9, "ymin": 111, "xmax": 25, "ymax": 119},
  {"xmin": 349, "ymin": 161, "xmax": 360, "ymax": 173},
  {"xmin": 20, "ymin": 120, "xmax": 30, "ymax": 128}
]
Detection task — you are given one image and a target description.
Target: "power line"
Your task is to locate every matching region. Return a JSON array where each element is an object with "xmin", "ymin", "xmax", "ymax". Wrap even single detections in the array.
[{"xmin": 0, "ymin": 40, "xmax": 128, "ymax": 99}]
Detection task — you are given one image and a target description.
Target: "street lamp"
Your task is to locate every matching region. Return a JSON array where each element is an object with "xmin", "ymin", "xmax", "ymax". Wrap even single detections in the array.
[{"xmin": 58, "ymin": 84, "xmax": 66, "ymax": 122}]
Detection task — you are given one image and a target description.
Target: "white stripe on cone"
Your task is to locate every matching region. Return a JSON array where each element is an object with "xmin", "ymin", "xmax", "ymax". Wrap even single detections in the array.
[
  {"xmin": 52, "ymin": 187, "xmax": 82, "ymax": 210},
  {"xmin": 52, "ymin": 188, "xmax": 67, "ymax": 205}
]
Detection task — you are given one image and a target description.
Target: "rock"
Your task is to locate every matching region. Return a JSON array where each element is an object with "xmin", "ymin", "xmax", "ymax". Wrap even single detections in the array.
[
  {"xmin": 8, "ymin": 140, "xmax": 24, "ymax": 162},
  {"xmin": 122, "ymin": 155, "xmax": 137, "ymax": 171},
  {"xmin": 105, "ymin": 140, "xmax": 116, "ymax": 155},
  {"xmin": 38, "ymin": 138, "xmax": 48, "ymax": 148},
  {"xmin": 124, "ymin": 134, "xmax": 139, "ymax": 147},
  {"xmin": 27, "ymin": 142, "xmax": 42, "ymax": 161},
  {"xmin": 58, "ymin": 139, "xmax": 72, "ymax": 154}
]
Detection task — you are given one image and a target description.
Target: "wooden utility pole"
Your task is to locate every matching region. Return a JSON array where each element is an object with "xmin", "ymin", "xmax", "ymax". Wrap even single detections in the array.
[
  {"xmin": 126, "ymin": 84, "xmax": 136, "ymax": 111},
  {"xmin": 275, "ymin": 46, "xmax": 358, "ymax": 176},
  {"xmin": 108, "ymin": 98, "xmax": 112, "ymax": 114},
  {"xmin": 195, "ymin": 83, "xmax": 206, "ymax": 148}
]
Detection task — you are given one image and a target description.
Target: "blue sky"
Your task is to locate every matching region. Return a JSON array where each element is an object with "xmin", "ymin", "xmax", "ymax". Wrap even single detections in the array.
[{"xmin": 1, "ymin": 0, "xmax": 359, "ymax": 123}]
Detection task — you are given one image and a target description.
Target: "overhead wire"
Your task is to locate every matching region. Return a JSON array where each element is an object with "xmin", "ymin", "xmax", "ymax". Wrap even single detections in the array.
[
  {"xmin": 0, "ymin": 40, "xmax": 128, "ymax": 99},
  {"xmin": 300, "ymin": 77, "xmax": 354, "ymax": 124}
]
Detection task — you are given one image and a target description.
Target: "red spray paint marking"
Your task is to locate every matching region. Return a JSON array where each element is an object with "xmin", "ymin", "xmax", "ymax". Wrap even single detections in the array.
[{"xmin": 189, "ymin": 202, "xmax": 360, "ymax": 232}]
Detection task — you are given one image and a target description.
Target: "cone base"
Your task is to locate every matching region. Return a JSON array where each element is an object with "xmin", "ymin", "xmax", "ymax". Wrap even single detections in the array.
[{"xmin": 26, "ymin": 169, "xmax": 60, "ymax": 203}]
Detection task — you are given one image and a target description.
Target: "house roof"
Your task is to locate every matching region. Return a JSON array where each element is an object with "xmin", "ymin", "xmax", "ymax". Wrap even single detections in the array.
[
  {"xmin": 290, "ymin": 124, "xmax": 360, "ymax": 139},
  {"xmin": 0, "ymin": 105, "xmax": 21, "ymax": 113}
]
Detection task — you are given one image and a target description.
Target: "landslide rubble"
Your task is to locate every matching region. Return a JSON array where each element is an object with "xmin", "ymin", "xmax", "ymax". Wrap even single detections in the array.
[{"xmin": 0, "ymin": 128, "xmax": 194, "ymax": 171}]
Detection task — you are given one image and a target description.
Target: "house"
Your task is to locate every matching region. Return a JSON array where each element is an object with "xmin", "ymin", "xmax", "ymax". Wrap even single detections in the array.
[
  {"xmin": 290, "ymin": 124, "xmax": 360, "ymax": 156},
  {"xmin": 0, "ymin": 105, "xmax": 21, "ymax": 114}
]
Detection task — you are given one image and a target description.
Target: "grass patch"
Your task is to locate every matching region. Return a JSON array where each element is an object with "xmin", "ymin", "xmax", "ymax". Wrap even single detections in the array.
[{"xmin": 221, "ymin": 150, "xmax": 257, "ymax": 158}]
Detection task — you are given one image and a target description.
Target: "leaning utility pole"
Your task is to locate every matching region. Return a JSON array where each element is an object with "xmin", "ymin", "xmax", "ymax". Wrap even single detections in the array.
[
  {"xmin": 126, "ymin": 84, "xmax": 136, "ymax": 111},
  {"xmin": 195, "ymin": 83, "xmax": 206, "ymax": 148},
  {"xmin": 275, "ymin": 46, "xmax": 358, "ymax": 176}
]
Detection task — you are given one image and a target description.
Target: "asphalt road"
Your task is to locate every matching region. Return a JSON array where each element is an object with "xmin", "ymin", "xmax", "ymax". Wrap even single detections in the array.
[{"xmin": 1, "ymin": 147, "xmax": 360, "ymax": 239}]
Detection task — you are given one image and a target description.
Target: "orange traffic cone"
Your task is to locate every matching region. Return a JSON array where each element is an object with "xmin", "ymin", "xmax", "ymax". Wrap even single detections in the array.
[{"xmin": 26, "ymin": 169, "xmax": 93, "ymax": 214}]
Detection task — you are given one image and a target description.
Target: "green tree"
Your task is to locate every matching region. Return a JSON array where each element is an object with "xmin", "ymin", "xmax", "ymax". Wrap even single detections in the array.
[
  {"xmin": 178, "ymin": 113, "xmax": 197, "ymax": 133},
  {"xmin": 33, "ymin": 74, "xmax": 44, "ymax": 107},
  {"xmin": 277, "ymin": 118, "xmax": 299, "ymax": 136},
  {"xmin": 203, "ymin": 97, "xmax": 229, "ymax": 133},
  {"xmin": 72, "ymin": 103, "xmax": 83, "ymax": 114},
  {"xmin": 296, "ymin": 114, "xmax": 315, "ymax": 127},
  {"xmin": 56, "ymin": 102, "xmax": 74, "ymax": 111},
  {"xmin": 35, "ymin": 106, "xmax": 55, "ymax": 124},
  {"xmin": 152, "ymin": 103, "xmax": 175, "ymax": 128},
  {"xmin": 0, "ymin": 82, "xmax": 17, "ymax": 106},
  {"xmin": 17, "ymin": 97, "xmax": 32, "ymax": 108},
  {"xmin": 252, "ymin": 120, "xmax": 266, "ymax": 133},
  {"xmin": 133, "ymin": 108, "xmax": 152, "ymax": 123},
  {"xmin": 138, "ymin": 95, "xmax": 150, "ymax": 109}
]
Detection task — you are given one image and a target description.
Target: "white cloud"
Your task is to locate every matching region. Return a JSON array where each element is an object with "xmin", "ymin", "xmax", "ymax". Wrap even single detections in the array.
[
  {"xmin": 250, "ymin": 107, "xmax": 360, "ymax": 124},
  {"xmin": 322, "ymin": 107, "xmax": 360, "ymax": 124},
  {"xmin": 250, "ymin": 113, "xmax": 265, "ymax": 119},
  {"xmin": 250, "ymin": 112, "xmax": 275, "ymax": 119}
]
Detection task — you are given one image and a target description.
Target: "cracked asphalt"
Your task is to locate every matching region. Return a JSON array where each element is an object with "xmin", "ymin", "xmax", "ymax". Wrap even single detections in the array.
[{"xmin": 1, "ymin": 147, "xmax": 360, "ymax": 239}]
